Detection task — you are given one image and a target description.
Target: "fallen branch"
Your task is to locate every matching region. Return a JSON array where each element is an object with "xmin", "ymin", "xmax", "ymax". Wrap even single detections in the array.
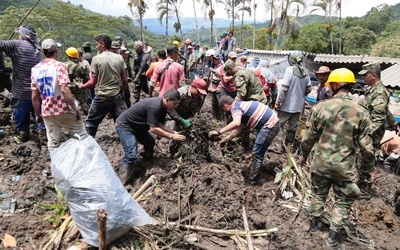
[
  {"xmin": 133, "ymin": 175, "xmax": 156, "ymax": 200},
  {"xmin": 242, "ymin": 206, "xmax": 254, "ymax": 250},
  {"xmin": 160, "ymin": 221, "xmax": 278, "ymax": 237}
]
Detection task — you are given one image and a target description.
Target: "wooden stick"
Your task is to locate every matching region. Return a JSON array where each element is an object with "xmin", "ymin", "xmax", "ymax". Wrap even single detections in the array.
[
  {"xmin": 242, "ymin": 206, "xmax": 254, "ymax": 250},
  {"xmin": 165, "ymin": 222, "xmax": 278, "ymax": 236},
  {"xmin": 133, "ymin": 175, "xmax": 156, "ymax": 200},
  {"xmin": 178, "ymin": 176, "xmax": 182, "ymax": 225},
  {"xmin": 97, "ymin": 209, "xmax": 107, "ymax": 250}
]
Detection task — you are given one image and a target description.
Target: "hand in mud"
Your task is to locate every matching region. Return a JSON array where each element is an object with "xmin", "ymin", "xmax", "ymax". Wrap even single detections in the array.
[
  {"xmin": 75, "ymin": 110, "xmax": 81, "ymax": 121},
  {"xmin": 208, "ymin": 130, "xmax": 219, "ymax": 139},
  {"xmin": 220, "ymin": 136, "xmax": 230, "ymax": 145},
  {"xmin": 36, "ymin": 115, "xmax": 43, "ymax": 124},
  {"xmin": 171, "ymin": 133, "xmax": 186, "ymax": 141},
  {"xmin": 369, "ymin": 171, "xmax": 376, "ymax": 183}
]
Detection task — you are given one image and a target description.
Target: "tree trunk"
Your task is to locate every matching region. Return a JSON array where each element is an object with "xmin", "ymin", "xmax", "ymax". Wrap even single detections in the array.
[
  {"xmin": 231, "ymin": 0, "xmax": 235, "ymax": 31},
  {"xmin": 210, "ymin": 1, "xmax": 214, "ymax": 47},
  {"xmin": 140, "ymin": 13, "xmax": 144, "ymax": 42},
  {"xmin": 193, "ymin": 0, "xmax": 200, "ymax": 44},
  {"xmin": 166, "ymin": 1, "xmax": 169, "ymax": 37},
  {"xmin": 253, "ymin": 1, "xmax": 256, "ymax": 49},
  {"xmin": 240, "ymin": 0, "xmax": 245, "ymax": 48}
]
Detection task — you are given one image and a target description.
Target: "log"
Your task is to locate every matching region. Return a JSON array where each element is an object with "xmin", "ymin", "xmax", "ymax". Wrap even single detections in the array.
[
  {"xmin": 133, "ymin": 175, "xmax": 156, "ymax": 200},
  {"xmin": 242, "ymin": 206, "xmax": 254, "ymax": 250},
  {"xmin": 97, "ymin": 209, "xmax": 107, "ymax": 250}
]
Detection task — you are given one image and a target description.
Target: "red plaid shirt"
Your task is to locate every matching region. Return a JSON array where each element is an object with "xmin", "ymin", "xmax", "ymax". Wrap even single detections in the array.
[{"xmin": 31, "ymin": 59, "xmax": 71, "ymax": 116}]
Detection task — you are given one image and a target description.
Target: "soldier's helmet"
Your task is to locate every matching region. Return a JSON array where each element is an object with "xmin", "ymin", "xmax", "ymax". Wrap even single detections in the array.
[
  {"xmin": 325, "ymin": 68, "xmax": 356, "ymax": 86},
  {"xmin": 66, "ymin": 47, "xmax": 79, "ymax": 58}
]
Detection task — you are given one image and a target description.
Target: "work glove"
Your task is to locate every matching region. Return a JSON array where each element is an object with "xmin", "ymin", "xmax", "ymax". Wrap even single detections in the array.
[{"xmin": 181, "ymin": 119, "xmax": 191, "ymax": 129}]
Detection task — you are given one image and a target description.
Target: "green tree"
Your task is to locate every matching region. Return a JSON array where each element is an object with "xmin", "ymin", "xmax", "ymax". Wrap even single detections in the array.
[
  {"xmin": 343, "ymin": 26, "xmax": 376, "ymax": 55},
  {"xmin": 198, "ymin": 0, "xmax": 217, "ymax": 47},
  {"xmin": 128, "ymin": 0, "xmax": 149, "ymax": 42},
  {"xmin": 156, "ymin": 0, "xmax": 184, "ymax": 39},
  {"xmin": 216, "ymin": 0, "xmax": 242, "ymax": 30},
  {"xmin": 362, "ymin": 4, "xmax": 394, "ymax": 36}
]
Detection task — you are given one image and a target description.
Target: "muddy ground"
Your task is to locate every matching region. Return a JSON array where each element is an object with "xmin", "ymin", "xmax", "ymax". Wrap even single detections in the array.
[{"xmin": 1, "ymin": 95, "xmax": 400, "ymax": 250}]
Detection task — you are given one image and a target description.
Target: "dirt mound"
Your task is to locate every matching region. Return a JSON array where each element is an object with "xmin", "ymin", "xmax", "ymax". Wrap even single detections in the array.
[{"xmin": 1, "ymin": 98, "xmax": 400, "ymax": 249}]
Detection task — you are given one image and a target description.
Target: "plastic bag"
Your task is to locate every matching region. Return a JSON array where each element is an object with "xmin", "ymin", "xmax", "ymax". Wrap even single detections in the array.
[{"xmin": 50, "ymin": 135, "xmax": 153, "ymax": 247}]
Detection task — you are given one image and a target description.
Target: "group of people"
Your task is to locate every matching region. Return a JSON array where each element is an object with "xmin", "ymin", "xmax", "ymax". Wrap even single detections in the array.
[{"xmin": 1, "ymin": 24, "xmax": 397, "ymax": 250}]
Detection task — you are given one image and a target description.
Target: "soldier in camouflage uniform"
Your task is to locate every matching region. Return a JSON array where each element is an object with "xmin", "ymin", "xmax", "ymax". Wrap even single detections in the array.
[
  {"xmin": 301, "ymin": 68, "xmax": 376, "ymax": 249},
  {"xmin": 224, "ymin": 59, "xmax": 267, "ymax": 152},
  {"xmin": 65, "ymin": 47, "xmax": 90, "ymax": 115},
  {"xmin": 358, "ymin": 63, "xmax": 390, "ymax": 153}
]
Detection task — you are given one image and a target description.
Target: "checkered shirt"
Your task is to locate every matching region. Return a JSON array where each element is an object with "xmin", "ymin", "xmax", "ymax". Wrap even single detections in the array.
[{"xmin": 31, "ymin": 59, "xmax": 71, "ymax": 116}]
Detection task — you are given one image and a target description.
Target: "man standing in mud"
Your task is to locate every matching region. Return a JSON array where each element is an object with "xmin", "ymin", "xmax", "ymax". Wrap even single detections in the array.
[
  {"xmin": 133, "ymin": 40, "xmax": 149, "ymax": 103},
  {"xmin": 115, "ymin": 89, "xmax": 186, "ymax": 184},
  {"xmin": 79, "ymin": 34, "xmax": 127, "ymax": 137},
  {"xmin": 208, "ymin": 95, "xmax": 279, "ymax": 185},
  {"xmin": 31, "ymin": 39, "xmax": 86, "ymax": 151},
  {"xmin": 0, "ymin": 25, "xmax": 44, "ymax": 142},
  {"xmin": 301, "ymin": 68, "xmax": 375, "ymax": 249}
]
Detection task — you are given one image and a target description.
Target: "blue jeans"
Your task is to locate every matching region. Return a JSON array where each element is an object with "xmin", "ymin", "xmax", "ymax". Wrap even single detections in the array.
[
  {"xmin": 12, "ymin": 98, "xmax": 45, "ymax": 132},
  {"xmin": 115, "ymin": 125, "xmax": 155, "ymax": 164},
  {"xmin": 252, "ymin": 123, "xmax": 280, "ymax": 162},
  {"xmin": 85, "ymin": 92, "xmax": 126, "ymax": 136}
]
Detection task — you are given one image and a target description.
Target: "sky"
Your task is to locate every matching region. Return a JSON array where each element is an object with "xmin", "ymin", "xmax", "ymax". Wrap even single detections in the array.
[{"xmin": 63, "ymin": 0, "xmax": 400, "ymax": 22}]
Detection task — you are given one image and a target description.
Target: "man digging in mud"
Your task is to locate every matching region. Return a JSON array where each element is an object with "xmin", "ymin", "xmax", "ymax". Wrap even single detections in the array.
[
  {"xmin": 115, "ymin": 89, "xmax": 186, "ymax": 184},
  {"xmin": 208, "ymin": 95, "xmax": 279, "ymax": 185},
  {"xmin": 300, "ymin": 68, "xmax": 376, "ymax": 249}
]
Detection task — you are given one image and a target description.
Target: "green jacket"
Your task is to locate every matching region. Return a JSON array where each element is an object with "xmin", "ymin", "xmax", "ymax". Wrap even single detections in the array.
[
  {"xmin": 365, "ymin": 82, "xmax": 390, "ymax": 148},
  {"xmin": 301, "ymin": 93, "xmax": 375, "ymax": 182},
  {"xmin": 234, "ymin": 68, "xmax": 267, "ymax": 103}
]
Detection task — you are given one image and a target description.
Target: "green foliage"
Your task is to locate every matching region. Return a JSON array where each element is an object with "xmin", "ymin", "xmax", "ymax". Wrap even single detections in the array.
[
  {"xmin": 343, "ymin": 26, "xmax": 376, "ymax": 55},
  {"xmin": 38, "ymin": 185, "xmax": 68, "ymax": 227}
]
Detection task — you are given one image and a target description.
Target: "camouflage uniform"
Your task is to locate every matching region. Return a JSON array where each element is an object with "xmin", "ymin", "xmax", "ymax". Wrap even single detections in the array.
[
  {"xmin": 364, "ymin": 82, "xmax": 390, "ymax": 150},
  {"xmin": 301, "ymin": 93, "xmax": 375, "ymax": 233},
  {"xmin": 234, "ymin": 68, "xmax": 267, "ymax": 103},
  {"xmin": 65, "ymin": 59, "xmax": 90, "ymax": 115}
]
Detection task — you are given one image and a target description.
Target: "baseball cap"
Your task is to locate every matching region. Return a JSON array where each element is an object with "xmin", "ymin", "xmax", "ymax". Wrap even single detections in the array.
[
  {"xmin": 41, "ymin": 39, "xmax": 62, "ymax": 52},
  {"xmin": 192, "ymin": 78, "xmax": 207, "ymax": 95},
  {"xmin": 213, "ymin": 53, "xmax": 222, "ymax": 60},
  {"xmin": 224, "ymin": 60, "xmax": 236, "ymax": 72},
  {"xmin": 314, "ymin": 66, "xmax": 331, "ymax": 74},
  {"xmin": 187, "ymin": 45, "xmax": 193, "ymax": 49},
  {"xmin": 358, "ymin": 62, "xmax": 381, "ymax": 75},
  {"xmin": 111, "ymin": 41, "xmax": 120, "ymax": 49},
  {"xmin": 228, "ymin": 51, "xmax": 237, "ymax": 59}
]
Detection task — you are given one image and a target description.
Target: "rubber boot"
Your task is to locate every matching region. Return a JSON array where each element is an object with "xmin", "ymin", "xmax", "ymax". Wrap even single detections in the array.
[
  {"xmin": 327, "ymin": 230, "xmax": 339, "ymax": 249},
  {"xmin": 86, "ymin": 126, "xmax": 97, "ymax": 137},
  {"xmin": 143, "ymin": 148, "xmax": 154, "ymax": 161},
  {"xmin": 284, "ymin": 130, "xmax": 296, "ymax": 146},
  {"xmin": 249, "ymin": 157, "xmax": 263, "ymax": 185},
  {"xmin": 19, "ymin": 131, "xmax": 29, "ymax": 142},
  {"xmin": 119, "ymin": 163, "xmax": 132, "ymax": 185}
]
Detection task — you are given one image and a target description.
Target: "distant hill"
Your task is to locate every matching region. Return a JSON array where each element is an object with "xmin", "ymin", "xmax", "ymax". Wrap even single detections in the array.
[{"xmin": 143, "ymin": 17, "xmax": 259, "ymax": 35}]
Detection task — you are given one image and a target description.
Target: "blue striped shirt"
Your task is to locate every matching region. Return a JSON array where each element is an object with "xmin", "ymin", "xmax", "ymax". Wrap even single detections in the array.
[
  {"xmin": 231, "ymin": 101, "xmax": 279, "ymax": 129},
  {"xmin": 0, "ymin": 40, "xmax": 41, "ymax": 99}
]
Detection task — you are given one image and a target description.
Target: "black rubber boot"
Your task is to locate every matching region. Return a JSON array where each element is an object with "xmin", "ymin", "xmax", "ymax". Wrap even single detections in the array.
[
  {"xmin": 249, "ymin": 157, "xmax": 263, "ymax": 185},
  {"xmin": 284, "ymin": 130, "xmax": 296, "ymax": 146},
  {"xmin": 86, "ymin": 126, "xmax": 97, "ymax": 137},
  {"xmin": 327, "ymin": 230, "xmax": 339, "ymax": 249},
  {"xmin": 19, "ymin": 131, "xmax": 29, "ymax": 142},
  {"xmin": 143, "ymin": 149, "xmax": 154, "ymax": 161},
  {"xmin": 119, "ymin": 163, "xmax": 132, "ymax": 185}
]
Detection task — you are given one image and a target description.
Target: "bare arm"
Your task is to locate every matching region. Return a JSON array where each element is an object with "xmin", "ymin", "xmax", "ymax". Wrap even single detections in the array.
[
  {"xmin": 61, "ymin": 84, "xmax": 81, "ymax": 120},
  {"xmin": 80, "ymin": 74, "xmax": 98, "ymax": 89},
  {"xmin": 149, "ymin": 124, "xmax": 186, "ymax": 141},
  {"xmin": 32, "ymin": 89, "xmax": 42, "ymax": 122}
]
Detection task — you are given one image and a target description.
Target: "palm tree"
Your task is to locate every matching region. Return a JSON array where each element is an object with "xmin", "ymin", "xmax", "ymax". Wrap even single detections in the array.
[
  {"xmin": 198, "ymin": 0, "xmax": 216, "ymax": 47},
  {"xmin": 217, "ymin": 0, "xmax": 242, "ymax": 31},
  {"xmin": 239, "ymin": 0, "xmax": 252, "ymax": 48},
  {"xmin": 156, "ymin": 0, "xmax": 184, "ymax": 39},
  {"xmin": 253, "ymin": 0, "xmax": 257, "ymax": 49},
  {"xmin": 310, "ymin": 0, "xmax": 342, "ymax": 53},
  {"xmin": 193, "ymin": 0, "xmax": 200, "ymax": 44},
  {"xmin": 128, "ymin": 0, "xmax": 148, "ymax": 42}
]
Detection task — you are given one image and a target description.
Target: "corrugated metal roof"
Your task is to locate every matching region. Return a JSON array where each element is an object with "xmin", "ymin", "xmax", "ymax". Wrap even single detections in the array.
[
  {"xmin": 382, "ymin": 64, "xmax": 400, "ymax": 89},
  {"xmin": 314, "ymin": 54, "xmax": 400, "ymax": 64}
]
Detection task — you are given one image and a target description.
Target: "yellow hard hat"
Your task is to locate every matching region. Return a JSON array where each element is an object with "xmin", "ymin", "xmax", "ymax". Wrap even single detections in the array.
[
  {"xmin": 172, "ymin": 40, "xmax": 180, "ymax": 46},
  {"xmin": 325, "ymin": 68, "xmax": 356, "ymax": 86},
  {"xmin": 66, "ymin": 47, "xmax": 79, "ymax": 58}
]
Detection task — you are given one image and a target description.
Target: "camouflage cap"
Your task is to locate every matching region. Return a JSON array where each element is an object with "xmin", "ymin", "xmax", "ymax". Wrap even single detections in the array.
[
  {"xmin": 224, "ymin": 60, "xmax": 236, "ymax": 72},
  {"xmin": 82, "ymin": 42, "xmax": 91, "ymax": 48},
  {"xmin": 358, "ymin": 62, "xmax": 381, "ymax": 75},
  {"xmin": 111, "ymin": 41, "xmax": 120, "ymax": 49}
]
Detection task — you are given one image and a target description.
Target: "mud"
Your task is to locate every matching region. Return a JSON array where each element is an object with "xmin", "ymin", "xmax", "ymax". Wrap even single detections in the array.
[{"xmin": 1, "ymin": 97, "xmax": 400, "ymax": 250}]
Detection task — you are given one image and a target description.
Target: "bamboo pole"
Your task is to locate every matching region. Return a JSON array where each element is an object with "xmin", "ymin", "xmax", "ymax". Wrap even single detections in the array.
[
  {"xmin": 133, "ymin": 175, "xmax": 156, "ymax": 200},
  {"xmin": 97, "ymin": 209, "xmax": 107, "ymax": 250},
  {"xmin": 8, "ymin": 0, "xmax": 42, "ymax": 39},
  {"xmin": 242, "ymin": 206, "xmax": 254, "ymax": 250}
]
